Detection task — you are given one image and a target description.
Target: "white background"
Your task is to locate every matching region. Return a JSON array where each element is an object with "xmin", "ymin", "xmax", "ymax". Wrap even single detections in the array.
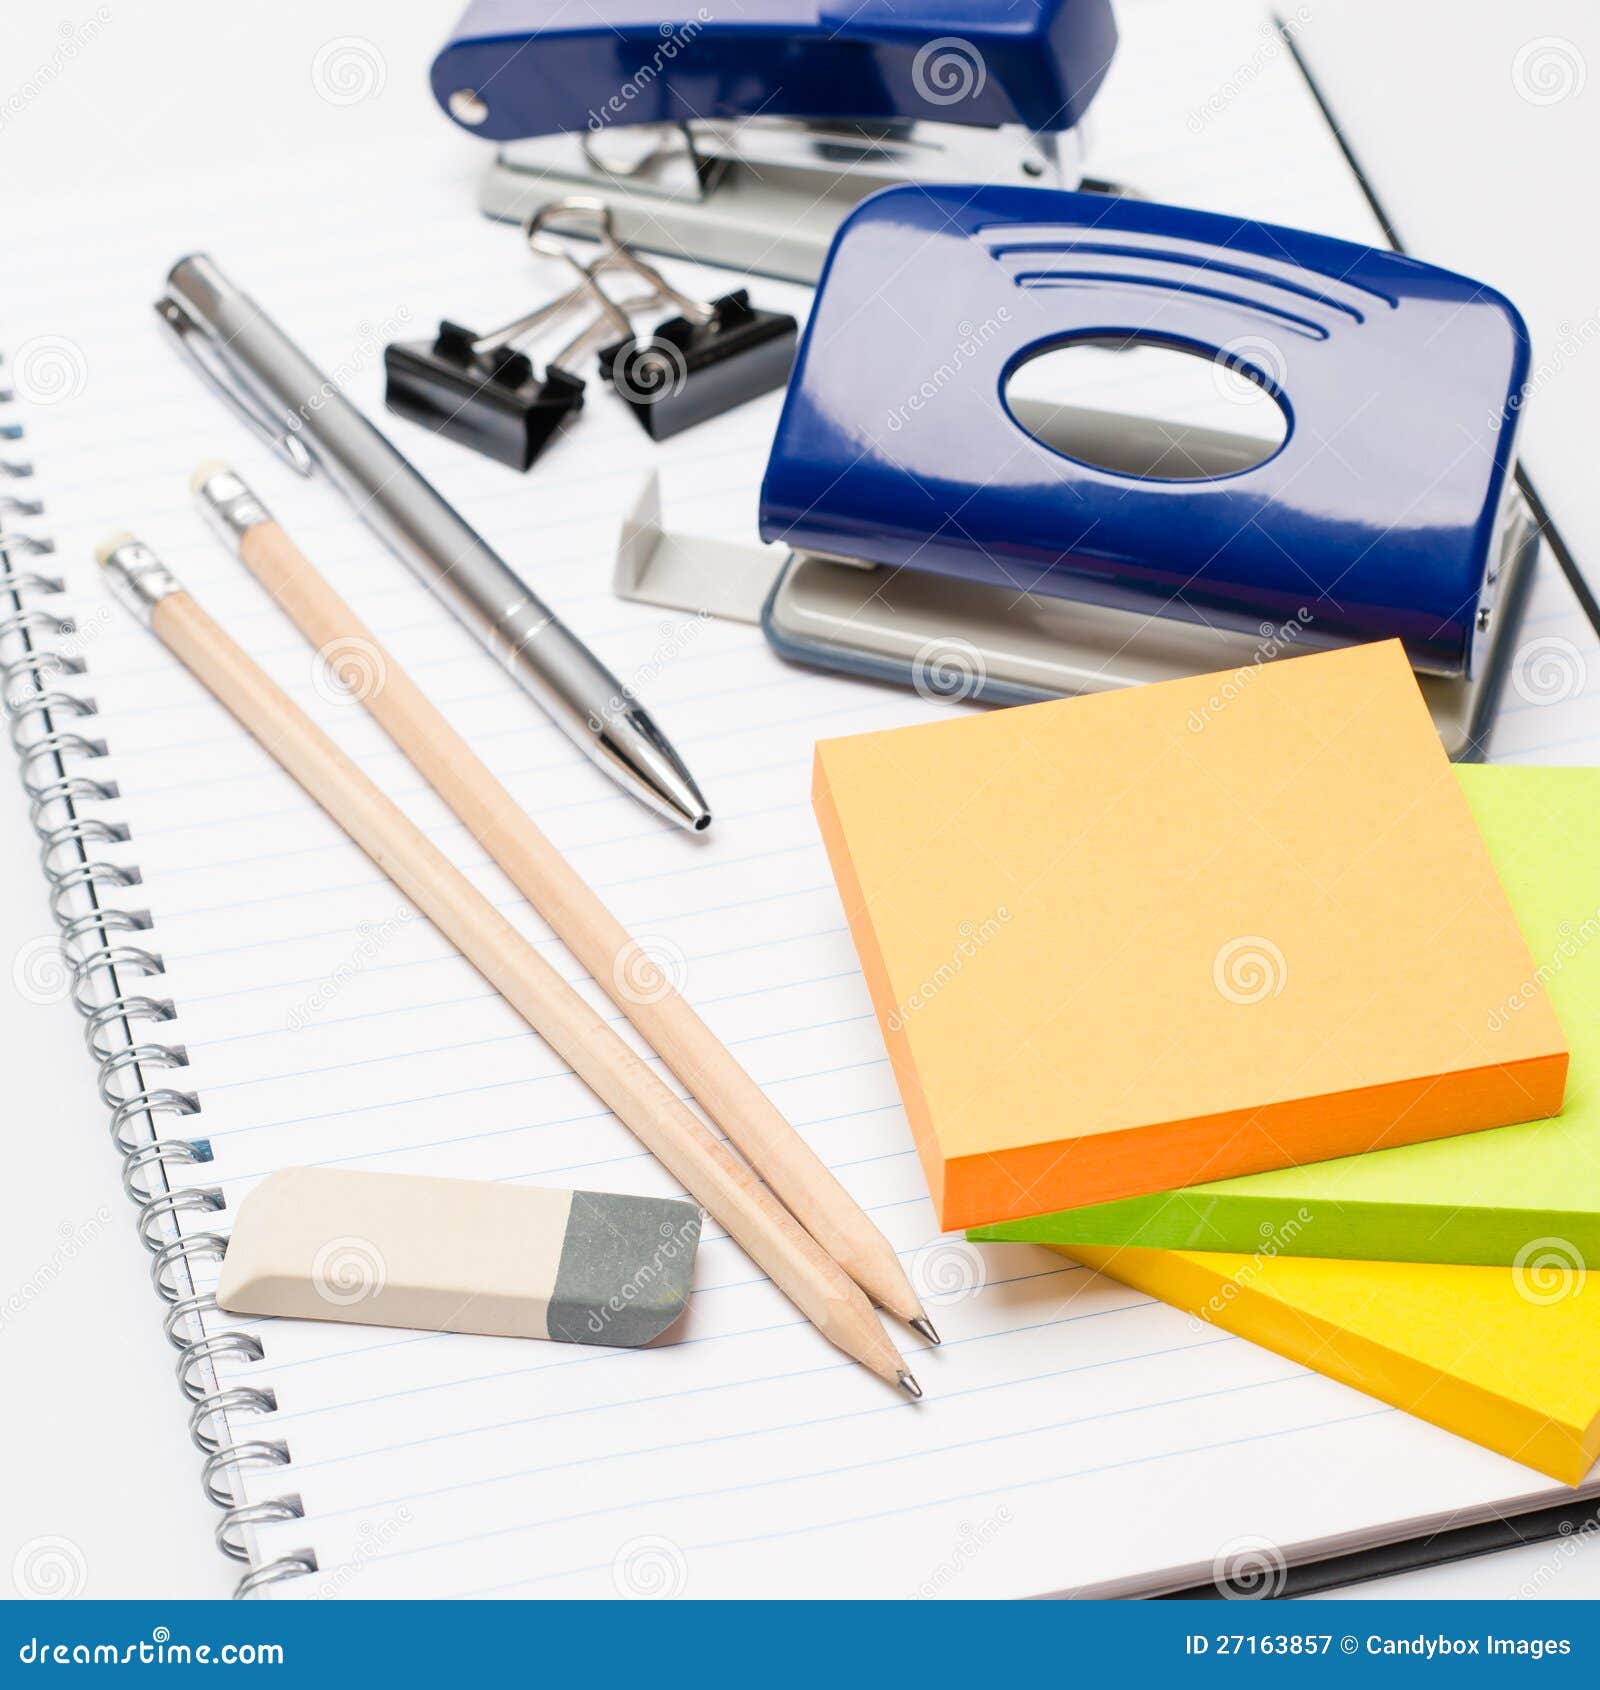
[{"xmin": 1, "ymin": 0, "xmax": 1597, "ymax": 1601}]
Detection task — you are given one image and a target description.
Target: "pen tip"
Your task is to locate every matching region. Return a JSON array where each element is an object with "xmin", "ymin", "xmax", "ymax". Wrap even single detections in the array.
[
  {"xmin": 610, "ymin": 705, "xmax": 712, "ymax": 833},
  {"xmin": 897, "ymin": 1369, "xmax": 923, "ymax": 1400},
  {"xmin": 910, "ymin": 1316, "xmax": 941, "ymax": 1346}
]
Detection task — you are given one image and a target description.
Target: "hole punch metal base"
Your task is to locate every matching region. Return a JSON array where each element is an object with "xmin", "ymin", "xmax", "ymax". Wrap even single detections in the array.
[{"xmin": 614, "ymin": 469, "xmax": 1539, "ymax": 764}]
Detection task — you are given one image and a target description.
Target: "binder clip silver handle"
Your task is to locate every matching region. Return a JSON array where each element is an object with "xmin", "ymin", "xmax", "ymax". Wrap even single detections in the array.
[{"xmin": 526, "ymin": 195, "xmax": 717, "ymax": 330}]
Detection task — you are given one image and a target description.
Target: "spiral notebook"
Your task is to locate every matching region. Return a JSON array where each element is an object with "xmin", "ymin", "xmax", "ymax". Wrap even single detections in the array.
[{"xmin": 5, "ymin": 0, "xmax": 1600, "ymax": 1600}]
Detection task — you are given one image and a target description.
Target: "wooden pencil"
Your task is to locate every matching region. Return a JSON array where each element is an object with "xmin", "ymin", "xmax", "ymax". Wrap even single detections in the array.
[
  {"xmin": 190, "ymin": 461, "xmax": 935, "ymax": 1340},
  {"xmin": 96, "ymin": 532, "xmax": 921, "ymax": 1396}
]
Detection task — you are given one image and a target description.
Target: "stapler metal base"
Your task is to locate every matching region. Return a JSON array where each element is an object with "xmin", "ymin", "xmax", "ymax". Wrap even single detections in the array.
[
  {"xmin": 480, "ymin": 122, "xmax": 1084, "ymax": 284},
  {"xmin": 615, "ymin": 470, "xmax": 1538, "ymax": 763}
]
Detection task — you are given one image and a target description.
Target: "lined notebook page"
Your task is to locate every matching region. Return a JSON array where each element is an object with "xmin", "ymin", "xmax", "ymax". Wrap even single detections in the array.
[{"xmin": 6, "ymin": 0, "xmax": 1598, "ymax": 1598}]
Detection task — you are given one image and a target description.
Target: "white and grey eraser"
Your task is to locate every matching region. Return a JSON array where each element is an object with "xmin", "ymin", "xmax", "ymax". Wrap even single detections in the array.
[{"xmin": 216, "ymin": 1167, "xmax": 701, "ymax": 1347}]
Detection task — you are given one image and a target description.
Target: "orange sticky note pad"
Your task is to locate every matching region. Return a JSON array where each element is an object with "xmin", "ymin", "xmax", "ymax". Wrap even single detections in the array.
[{"xmin": 812, "ymin": 642, "xmax": 1568, "ymax": 1230}]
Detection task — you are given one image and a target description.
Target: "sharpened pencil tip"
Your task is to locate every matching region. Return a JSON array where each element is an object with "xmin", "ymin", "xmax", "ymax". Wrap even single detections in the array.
[
  {"xmin": 612, "ymin": 704, "xmax": 713, "ymax": 834},
  {"xmin": 910, "ymin": 1316, "xmax": 941, "ymax": 1346},
  {"xmin": 897, "ymin": 1369, "xmax": 923, "ymax": 1400}
]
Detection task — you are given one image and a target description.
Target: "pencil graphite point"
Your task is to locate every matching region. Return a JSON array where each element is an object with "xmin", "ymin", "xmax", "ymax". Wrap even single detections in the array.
[
  {"xmin": 897, "ymin": 1369, "xmax": 923, "ymax": 1400},
  {"xmin": 910, "ymin": 1316, "xmax": 941, "ymax": 1346}
]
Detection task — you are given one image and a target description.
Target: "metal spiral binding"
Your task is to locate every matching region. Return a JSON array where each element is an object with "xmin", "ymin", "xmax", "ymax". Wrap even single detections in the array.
[{"xmin": 0, "ymin": 362, "xmax": 316, "ymax": 1598}]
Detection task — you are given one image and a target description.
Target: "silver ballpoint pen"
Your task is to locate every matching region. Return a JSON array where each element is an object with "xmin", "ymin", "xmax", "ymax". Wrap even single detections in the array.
[{"xmin": 154, "ymin": 253, "xmax": 711, "ymax": 832}]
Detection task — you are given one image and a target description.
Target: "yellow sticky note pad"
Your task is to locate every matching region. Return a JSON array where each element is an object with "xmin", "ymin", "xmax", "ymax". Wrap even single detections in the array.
[
  {"xmin": 1058, "ymin": 1243, "xmax": 1600, "ymax": 1485},
  {"xmin": 813, "ymin": 642, "xmax": 1567, "ymax": 1230}
]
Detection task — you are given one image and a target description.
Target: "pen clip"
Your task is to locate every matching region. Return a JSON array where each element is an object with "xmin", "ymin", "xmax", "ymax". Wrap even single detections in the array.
[{"xmin": 154, "ymin": 295, "xmax": 316, "ymax": 478}]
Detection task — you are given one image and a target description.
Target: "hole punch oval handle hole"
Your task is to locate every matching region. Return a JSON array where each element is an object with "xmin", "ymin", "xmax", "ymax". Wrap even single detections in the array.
[{"xmin": 1003, "ymin": 337, "xmax": 1289, "ymax": 482}]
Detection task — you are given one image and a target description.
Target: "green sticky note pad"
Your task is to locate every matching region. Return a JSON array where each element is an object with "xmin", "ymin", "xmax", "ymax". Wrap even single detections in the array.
[{"xmin": 972, "ymin": 764, "xmax": 1599, "ymax": 1265}]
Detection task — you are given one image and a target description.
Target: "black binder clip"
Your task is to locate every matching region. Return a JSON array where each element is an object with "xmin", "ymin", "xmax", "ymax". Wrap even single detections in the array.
[
  {"xmin": 550, "ymin": 206, "xmax": 795, "ymax": 440},
  {"xmin": 384, "ymin": 206, "xmax": 646, "ymax": 470},
  {"xmin": 384, "ymin": 320, "xmax": 586, "ymax": 471},
  {"xmin": 385, "ymin": 197, "xmax": 796, "ymax": 465},
  {"xmin": 600, "ymin": 290, "xmax": 798, "ymax": 442},
  {"xmin": 527, "ymin": 198, "xmax": 796, "ymax": 441}
]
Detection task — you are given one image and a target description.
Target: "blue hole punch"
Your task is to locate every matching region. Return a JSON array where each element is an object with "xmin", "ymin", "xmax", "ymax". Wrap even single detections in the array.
[{"xmin": 614, "ymin": 184, "xmax": 1540, "ymax": 760}]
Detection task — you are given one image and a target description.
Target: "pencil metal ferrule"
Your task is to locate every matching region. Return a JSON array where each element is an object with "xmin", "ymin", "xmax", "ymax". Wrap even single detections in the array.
[
  {"xmin": 192, "ymin": 462, "xmax": 271, "ymax": 555},
  {"xmin": 97, "ymin": 535, "xmax": 183, "ymax": 626}
]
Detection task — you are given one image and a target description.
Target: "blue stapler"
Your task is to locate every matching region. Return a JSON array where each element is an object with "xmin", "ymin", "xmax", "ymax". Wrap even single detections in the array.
[
  {"xmin": 614, "ymin": 184, "xmax": 1539, "ymax": 759},
  {"xmin": 431, "ymin": 0, "xmax": 1119, "ymax": 281}
]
